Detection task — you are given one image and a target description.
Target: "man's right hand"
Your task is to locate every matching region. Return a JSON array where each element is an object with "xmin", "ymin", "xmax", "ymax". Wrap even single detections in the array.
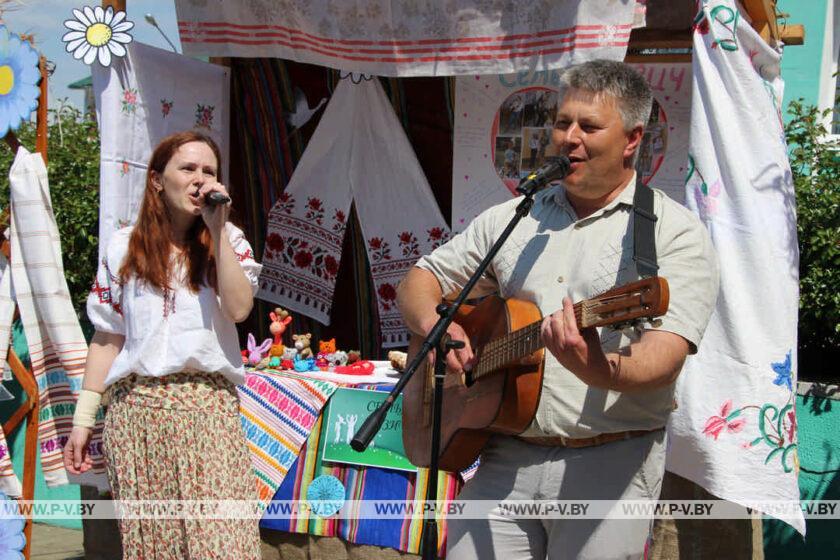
[
  {"xmin": 63, "ymin": 426, "xmax": 94, "ymax": 474},
  {"xmin": 421, "ymin": 319, "xmax": 475, "ymax": 376}
]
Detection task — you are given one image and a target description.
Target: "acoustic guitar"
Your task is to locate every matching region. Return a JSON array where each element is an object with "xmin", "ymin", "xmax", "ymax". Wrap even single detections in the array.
[{"xmin": 401, "ymin": 276, "xmax": 669, "ymax": 472}]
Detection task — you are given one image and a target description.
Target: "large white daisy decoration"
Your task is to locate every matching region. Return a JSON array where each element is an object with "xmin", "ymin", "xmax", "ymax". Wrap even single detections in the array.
[
  {"xmin": 0, "ymin": 26, "xmax": 41, "ymax": 138},
  {"xmin": 62, "ymin": 6, "xmax": 134, "ymax": 67}
]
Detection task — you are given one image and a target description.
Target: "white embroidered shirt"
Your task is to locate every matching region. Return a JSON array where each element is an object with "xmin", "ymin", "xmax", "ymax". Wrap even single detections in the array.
[{"xmin": 87, "ymin": 223, "xmax": 262, "ymax": 387}]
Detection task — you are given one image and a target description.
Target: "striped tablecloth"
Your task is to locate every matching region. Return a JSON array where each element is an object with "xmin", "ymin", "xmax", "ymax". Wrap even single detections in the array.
[{"xmin": 240, "ymin": 371, "xmax": 461, "ymax": 555}]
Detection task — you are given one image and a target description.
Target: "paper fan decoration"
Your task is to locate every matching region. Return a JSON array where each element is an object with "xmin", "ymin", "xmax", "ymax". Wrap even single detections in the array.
[
  {"xmin": 63, "ymin": 6, "xmax": 134, "ymax": 67},
  {"xmin": 0, "ymin": 26, "xmax": 41, "ymax": 138},
  {"xmin": 305, "ymin": 475, "xmax": 345, "ymax": 518}
]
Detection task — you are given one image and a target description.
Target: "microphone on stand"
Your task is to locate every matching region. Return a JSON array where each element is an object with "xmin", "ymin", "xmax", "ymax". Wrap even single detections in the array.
[
  {"xmin": 516, "ymin": 155, "xmax": 571, "ymax": 196},
  {"xmin": 206, "ymin": 191, "xmax": 231, "ymax": 206}
]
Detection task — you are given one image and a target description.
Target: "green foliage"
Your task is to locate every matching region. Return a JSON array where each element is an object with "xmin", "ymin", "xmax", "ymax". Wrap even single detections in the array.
[
  {"xmin": 784, "ymin": 99, "xmax": 840, "ymax": 376},
  {"xmin": 0, "ymin": 104, "xmax": 100, "ymax": 337}
]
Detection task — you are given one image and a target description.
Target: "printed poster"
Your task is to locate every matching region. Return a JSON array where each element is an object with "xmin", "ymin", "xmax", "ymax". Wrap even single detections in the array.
[
  {"xmin": 452, "ymin": 64, "xmax": 692, "ymax": 231},
  {"xmin": 320, "ymin": 388, "xmax": 416, "ymax": 472}
]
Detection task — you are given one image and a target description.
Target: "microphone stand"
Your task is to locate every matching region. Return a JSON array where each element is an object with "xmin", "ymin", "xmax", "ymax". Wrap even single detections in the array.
[{"xmin": 351, "ymin": 157, "xmax": 569, "ymax": 560}]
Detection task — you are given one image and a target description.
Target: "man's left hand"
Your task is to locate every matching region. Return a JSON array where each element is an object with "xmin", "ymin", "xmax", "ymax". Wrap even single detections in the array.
[{"xmin": 541, "ymin": 296, "xmax": 612, "ymax": 385}]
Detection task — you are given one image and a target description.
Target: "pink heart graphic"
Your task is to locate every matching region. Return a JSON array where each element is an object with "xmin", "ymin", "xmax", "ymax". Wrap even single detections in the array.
[
  {"xmin": 459, "ymin": 218, "xmax": 465, "ymax": 223},
  {"xmin": 464, "ymin": 175, "xmax": 469, "ymax": 180},
  {"xmin": 463, "ymin": 113, "xmax": 468, "ymax": 117}
]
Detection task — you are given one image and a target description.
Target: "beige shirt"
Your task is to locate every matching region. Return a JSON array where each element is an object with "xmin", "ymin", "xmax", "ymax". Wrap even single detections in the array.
[{"xmin": 415, "ymin": 176, "xmax": 719, "ymax": 438}]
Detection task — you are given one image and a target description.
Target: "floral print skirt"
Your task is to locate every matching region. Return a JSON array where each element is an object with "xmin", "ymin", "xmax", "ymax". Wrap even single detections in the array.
[{"xmin": 103, "ymin": 372, "xmax": 260, "ymax": 559}]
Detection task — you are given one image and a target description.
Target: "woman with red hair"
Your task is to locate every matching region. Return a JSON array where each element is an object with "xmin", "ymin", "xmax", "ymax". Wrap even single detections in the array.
[{"xmin": 63, "ymin": 131, "xmax": 261, "ymax": 558}]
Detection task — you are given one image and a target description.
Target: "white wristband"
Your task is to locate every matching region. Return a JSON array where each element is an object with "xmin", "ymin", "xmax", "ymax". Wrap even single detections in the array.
[{"xmin": 72, "ymin": 389, "xmax": 103, "ymax": 428}]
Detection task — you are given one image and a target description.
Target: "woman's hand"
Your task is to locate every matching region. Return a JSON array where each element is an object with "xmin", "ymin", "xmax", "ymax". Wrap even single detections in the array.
[
  {"xmin": 63, "ymin": 426, "xmax": 94, "ymax": 474},
  {"xmin": 199, "ymin": 181, "xmax": 231, "ymax": 237}
]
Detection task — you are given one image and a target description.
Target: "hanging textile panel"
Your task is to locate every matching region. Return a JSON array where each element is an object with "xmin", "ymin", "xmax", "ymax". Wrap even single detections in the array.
[
  {"xmin": 0, "ymin": 149, "xmax": 93, "ymax": 492},
  {"xmin": 666, "ymin": 0, "xmax": 803, "ymax": 534},
  {"xmin": 92, "ymin": 42, "xmax": 229, "ymax": 261},
  {"xmin": 176, "ymin": 0, "xmax": 644, "ymax": 77},
  {"xmin": 258, "ymin": 76, "xmax": 451, "ymax": 348}
]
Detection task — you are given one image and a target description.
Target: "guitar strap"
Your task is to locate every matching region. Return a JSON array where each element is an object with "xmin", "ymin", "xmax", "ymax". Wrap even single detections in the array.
[{"xmin": 632, "ymin": 177, "xmax": 658, "ymax": 278}]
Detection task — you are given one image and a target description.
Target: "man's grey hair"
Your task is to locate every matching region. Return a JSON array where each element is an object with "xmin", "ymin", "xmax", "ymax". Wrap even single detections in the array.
[{"xmin": 559, "ymin": 60, "xmax": 653, "ymax": 131}]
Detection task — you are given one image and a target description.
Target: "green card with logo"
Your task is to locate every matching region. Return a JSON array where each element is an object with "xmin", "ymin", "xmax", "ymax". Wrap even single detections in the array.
[{"xmin": 320, "ymin": 387, "xmax": 416, "ymax": 472}]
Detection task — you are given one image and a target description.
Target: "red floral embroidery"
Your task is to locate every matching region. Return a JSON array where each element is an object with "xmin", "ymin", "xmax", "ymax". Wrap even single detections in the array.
[
  {"xmin": 702, "ymin": 400, "xmax": 746, "ymax": 440},
  {"xmin": 785, "ymin": 409, "xmax": 796, "ymax": 442},
  {"xmin": 305, "ymin": 197, "xmax": 325, "ymax": 225},
  {"xmin": 278, "ymin": 192, "xmax": 296, "ymax": 214},
  {"xmin": 427, "ymin": 227, "xmax": 450, "ymax": 250},
  {"xmin": 368, "ymin": 237, "xmax": 391, "ymax": 262},
  {"xmin": 235, "ymin": 248, "xmax": 254, "ymax": 262},
  {"xmin": 324, "ymin": 255, "xmax": 339, "ymax": 277},
  {"xmin": 377, "ymin": 282, "xmax": 397, "ymax": 310},
  {"xmin": 398, "ymin": 231, "xmax": 420, "ymax": 257},
  {"xmin": 278, "ymin": 237, "xmax": 337, "ymax": 279},
  {"xmin": 294, "ymin": 250, "xmax": 313, "ymax": 268},
  {"xmin": 332, "ymin": 209, "xmax": 346, "ymax": 233},
  {"xmin": 266, "ymin": 233, "xmax": 284, "ymax": 252}
]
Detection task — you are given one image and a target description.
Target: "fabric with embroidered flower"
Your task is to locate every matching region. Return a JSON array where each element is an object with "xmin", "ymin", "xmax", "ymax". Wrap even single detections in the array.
[{"xmin": 258, "ymin": 77, "xmax": 450, "ymax": 348}]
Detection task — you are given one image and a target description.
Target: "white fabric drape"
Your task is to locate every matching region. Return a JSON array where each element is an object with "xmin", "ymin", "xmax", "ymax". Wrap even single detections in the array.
[
  {"xmin": 668, "ymin": 0, "xmax": 803, "ymax": 534},
  {"xmin": 0, "ymin": 148, "xmax": 96, "ymax": 493},
  {"xmin": 175, "ymin": 0, "xmax": 643, "ymax": 77},
  {"xmin": 258, "ymin": 77, "xmax": 450, "ymax": 347},
  {"xmin": 93, "ymin": 42, "xmax": 229, "ymax": 261}
]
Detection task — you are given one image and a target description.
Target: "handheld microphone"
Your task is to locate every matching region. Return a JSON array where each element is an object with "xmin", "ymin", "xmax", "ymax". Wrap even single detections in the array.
[
  {"xmin": 206, "ymin": 191, "xmax": 231, "ymax": 206},
  {"xmin": 516, "ymin": 155, "xmax": 571, "ymax": 196}
]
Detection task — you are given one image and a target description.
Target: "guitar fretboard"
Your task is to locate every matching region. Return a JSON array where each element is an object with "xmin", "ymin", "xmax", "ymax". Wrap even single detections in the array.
[{"xmin": 470, "ymin": 303, "xmax": 587, "ymax": 380}]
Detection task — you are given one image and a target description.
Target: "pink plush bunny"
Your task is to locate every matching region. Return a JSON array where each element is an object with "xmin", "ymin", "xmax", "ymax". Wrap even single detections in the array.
[{"xmin": 246, "ymin": 333, "xmax": 273, "ymax": 366}]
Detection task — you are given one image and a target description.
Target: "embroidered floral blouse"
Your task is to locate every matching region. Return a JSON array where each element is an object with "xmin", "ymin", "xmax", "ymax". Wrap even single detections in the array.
[{"xmin": 87, "ymin": 224, "xmax": 262, "ymax": 387}]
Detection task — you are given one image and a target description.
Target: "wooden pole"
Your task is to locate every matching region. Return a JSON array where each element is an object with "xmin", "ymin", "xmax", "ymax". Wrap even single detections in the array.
[
  {"xmin": 35, "ymin": 56, "xmax": 48, "ymax": 164},
  {"xmin": 102, "ymin": 0, "xmax": 126, "ymax": 11}
]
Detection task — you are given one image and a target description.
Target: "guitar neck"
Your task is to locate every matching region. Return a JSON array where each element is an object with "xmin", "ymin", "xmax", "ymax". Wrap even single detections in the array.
[
  {"xmin": 468, "ymin": 277, "xmax": 668, "ymax": 381},
  {"xmin": 470, "ymin": 302, "xmax": 587, "ymax": 380}
]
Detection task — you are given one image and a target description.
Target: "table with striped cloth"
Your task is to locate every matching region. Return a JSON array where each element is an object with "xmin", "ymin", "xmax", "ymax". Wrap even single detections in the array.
[
  {"xmin": 239, "ymin": 371, "xmax": 461, "ymax": 556},
  {"xmin": 238, "ymin": 369, "xmax": 340, "ymax": 504}
]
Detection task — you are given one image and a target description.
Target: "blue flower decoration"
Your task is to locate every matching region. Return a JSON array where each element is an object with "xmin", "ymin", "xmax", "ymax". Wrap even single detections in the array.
[
  {"xmin": 0, "ymin": 26, "xmax": 41, "ymax": 138},
  {"xmin": 771, "ymin": 350, "xmax": 793, "ymax": 392},
  {"xmin": 0, "ymin": 490, "xmax": 26, "ymax": 560},
  {"xmin": 306, "ymin": 475, "xmax": 345, "ymax": 518}
]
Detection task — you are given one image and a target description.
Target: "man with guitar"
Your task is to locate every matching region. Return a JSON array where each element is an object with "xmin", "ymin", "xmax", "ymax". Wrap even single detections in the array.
[{"xmin": 397, "ymin": 60, "xmax": 719, "ymax": 559}]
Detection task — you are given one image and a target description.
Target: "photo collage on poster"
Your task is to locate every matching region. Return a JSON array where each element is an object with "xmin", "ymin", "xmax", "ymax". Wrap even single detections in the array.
[{"xmin": 493, "ymin": 88, "xmax": 560, "ymax": 195}]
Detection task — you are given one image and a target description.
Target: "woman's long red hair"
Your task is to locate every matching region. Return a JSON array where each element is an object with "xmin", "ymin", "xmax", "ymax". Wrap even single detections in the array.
[{"xmin": 119, "ymin": 131, "xmax": 222, "ymax": 292}]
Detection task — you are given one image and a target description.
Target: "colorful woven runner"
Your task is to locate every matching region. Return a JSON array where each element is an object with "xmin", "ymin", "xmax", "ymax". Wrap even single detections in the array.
[{"xmin": 238, "ymin": 370, "xmax": 339, "ymax": 505}]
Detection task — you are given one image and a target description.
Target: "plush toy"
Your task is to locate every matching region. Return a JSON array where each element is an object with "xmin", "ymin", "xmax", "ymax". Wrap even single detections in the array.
[
  {"xmin": 293, "ymin": 355, "xmax": 319, "ymax": 372},
  {"xmin": 293, "ymin": 333, "xmax": 313, "ymax": 360},
  {"xmin": 268, "ymin": 356, "xmax": 282, "ymax": 368},
  {"xmin": 282, "ymin": 347, "xmax": 297, "ymax": 362},
  {"xmin": 280, "ymin": 358, "xmax": 295, "ymax": 370},
  {"xmin": 315, "ymin": 353, "xmax": 330, "ymax": 371},
  {"xmin": 329, "ymin": 351, "xmax": 349, "ymax": 367},
  {"xmin": 246, "ymin": 333, "xmax": 273, "ymax": 366},
  {"xmin": 318, "ymin": 338, "xmax": 337, "ymax": 354},
  {"xmin": 269, "ymin": 308, "xmax": 292, "ymax": 345},
  {"xmin": 346, "ymin": 350, "xmax": 362, "ymax": 364},
  {"xmin": 269, "ymin": 344, "xmax": 285, "ymax": 360},
  {"xmin": 388, "ymin": 350, "xmax": 407, "ymax": 371},
  {"xmin": 241, "ymin": 349, "xmax": 249, "ymax": 365}
]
